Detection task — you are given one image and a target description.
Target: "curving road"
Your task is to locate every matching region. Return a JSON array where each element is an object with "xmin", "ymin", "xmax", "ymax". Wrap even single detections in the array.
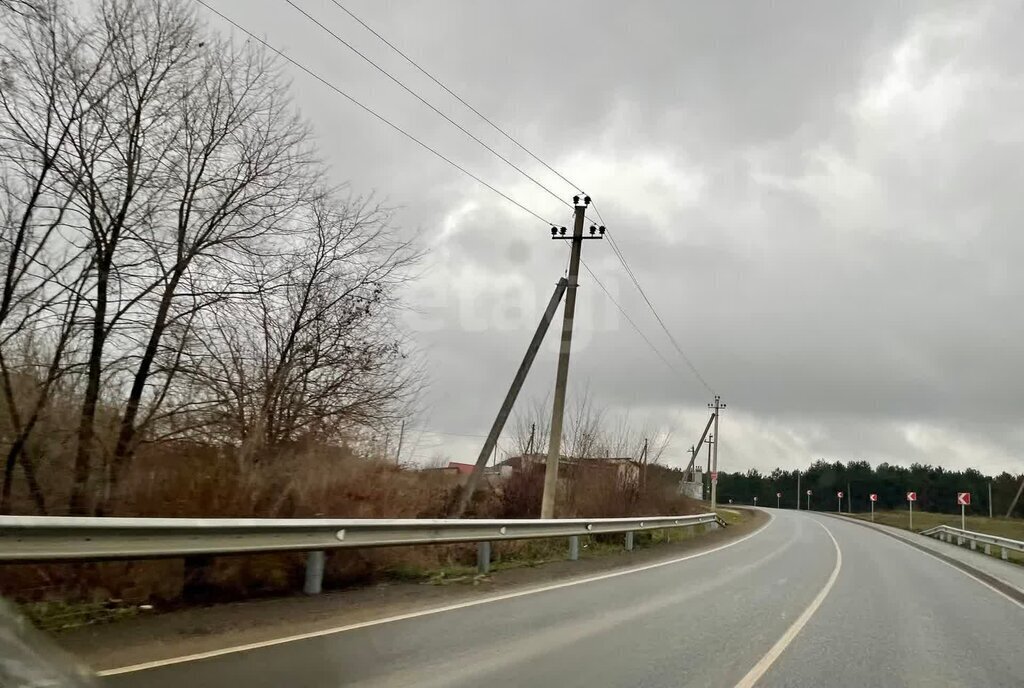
[{"xmin": 102, "ymin": 510, "xmax": 1024, "ymax": 688}]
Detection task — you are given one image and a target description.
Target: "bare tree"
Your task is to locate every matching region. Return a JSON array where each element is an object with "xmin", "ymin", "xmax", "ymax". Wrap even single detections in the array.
[
  {"xmin": 0, "ymin": 0, "xmax": 425, "ymax": 514},
  {"xmin": 184, "ymin": 195, "xmax": 421, "ymax": 461},
  {"xmin": 102, "ymin": 29, "xmax": 313, "ymax": 506},
  {"xmin": 0, "ymin": 2, "xmax": 104, "ymax": 511}
]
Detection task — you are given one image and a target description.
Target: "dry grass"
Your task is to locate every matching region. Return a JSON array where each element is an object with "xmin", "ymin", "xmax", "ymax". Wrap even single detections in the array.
[{"xmin": 1, "ymin": 445, "xmax": 703, "ymax": 622}]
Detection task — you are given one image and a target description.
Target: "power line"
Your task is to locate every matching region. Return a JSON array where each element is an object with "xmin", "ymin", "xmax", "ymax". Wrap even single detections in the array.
[
  {"xmin": 588, "ymin": 201, "xmax": 715, "ymax": 394},
  {"xmin": 286, "ymin": 0, "xmax": 573, "ymax": 212},
  {"xmin": 192, "ymin": 0, "xmax": 554, "ymax": 227},
  {"xmin": 328, "ymin": 0, "xmax": 582, "ymax": 194},
  {"xmin": 578, "ymin": 257, "xmax": 691, "ymax": 384},
  {"xmin": 312, "ymin": 0, "xmax": 715, "ymax": 396},
  {"xmin": 200, "ymin": 0, "xmax": 714, "ymax": 397}
]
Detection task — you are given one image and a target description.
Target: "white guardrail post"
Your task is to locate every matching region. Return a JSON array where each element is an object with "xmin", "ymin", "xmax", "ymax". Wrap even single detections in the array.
[
  {"xmin": 920, "ymin": 525, "xmax": 1023, "ymax": 565},
  {"xmin": 304, "ymin": 551, "xmax": 325, "ymax": 595},
  {"xmin": 477, "ymin": 541, "xmax": 491, "ymax": 574},
  {"xmin": 0, "ymin": 513, "xmax": 718, "ymax": 594}
]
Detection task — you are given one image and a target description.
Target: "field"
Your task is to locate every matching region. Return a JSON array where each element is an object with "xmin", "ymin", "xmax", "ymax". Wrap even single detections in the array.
[
  {"xmin": 846, "ymin": 509, "xmax": 1024, "ymax": 565},
  {"xmin": 847, "ymin": 509, "xmax": 1024, "ymax": 538}
]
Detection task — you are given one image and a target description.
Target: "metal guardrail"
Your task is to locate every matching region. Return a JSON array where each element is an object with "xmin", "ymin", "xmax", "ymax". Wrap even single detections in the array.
[
  {"xmin": 0, "ymin": 513, "xmax": 722, "ymax": 594},
  {"xmin": 920, "ymin": 524, "xmax": 1024, "ymax": 561}
]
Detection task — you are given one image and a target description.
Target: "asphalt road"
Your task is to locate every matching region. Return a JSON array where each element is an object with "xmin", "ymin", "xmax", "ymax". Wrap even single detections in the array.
[{"xmin": 102, "ymin": 510, "xmax": 1024, "ymax": 688}]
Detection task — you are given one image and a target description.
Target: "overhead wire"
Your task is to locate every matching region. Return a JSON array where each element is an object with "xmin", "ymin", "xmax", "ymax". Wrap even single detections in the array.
[
  {"xmin": 328, "ymin": 0, "xmax": 582, "ymax": 194},
  {"xmin": 285, "ymin": 0, "xmax": 574, "ymax": 211},
  {"xmin": 312, "ymin": 0, "xmax": 714, "ymax": 395},
  {"xmin": 578, "ymin": 257, "xmax": 691, "ymax": 384},
  {"xmin": 199, "ymin": 0, "xmax": 715, "ymax": 397},
  {"xmin": 192, "ymin": 0, "xmax": 555, "ymax": 227},
  {"xmin": 590, "ymin": 199, "xmax": 715, "ymax": 394}
]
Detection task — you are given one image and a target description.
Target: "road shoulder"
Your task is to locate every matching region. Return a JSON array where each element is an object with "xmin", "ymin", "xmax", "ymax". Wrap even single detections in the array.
[
  {"xmin": 58, "ymin": 509, "xmax": 769, "ymax": 672},
  {"xmin": 824, "ymin": 513, "xmax": 1024, "ymax": 606}
]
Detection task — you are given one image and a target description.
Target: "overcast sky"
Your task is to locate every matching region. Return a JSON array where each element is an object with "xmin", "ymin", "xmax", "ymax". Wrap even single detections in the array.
[{"xmin": 202, "ymin": 0, "xmax": 1024, "ymax": 475}]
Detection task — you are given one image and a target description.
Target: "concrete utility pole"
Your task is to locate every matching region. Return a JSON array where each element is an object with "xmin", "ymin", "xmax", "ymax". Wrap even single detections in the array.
[
  {"xmin": 988, "ymin": 481, "xmax": 993, "ymax": 519},
  {"xmin": 680, "ymin": 412, "xmax": 716, "ymax": 479},
  {"xmin": 395, "ymin": 420, "xmax": 405, "ymax": 465},
  {"xmin": 453, "ymin": 277, "xmax": 568, "ymax": 517},
  {"xmin": 847, "ymin": 482, "xmax": 851, "ymax": 513},
  {"xmin": 541, "ymin": 196, "xmax": 603, "ymax": 518},
  {"xmin": 709, "ymin": 395, "xmax": 725, "ymax": 510},
  {"xmin": 706, "ymin": 435, "xmax": 714, "ymax": 500},
  {"xmin": 1006, "ymin": 476, "xmax": 1024, "ymax": 518},
  {"xmin": 639, "ymin": 438, "xmax": 649, "ymax": 494},
  {"xmin": 796, "ymin": 471, "xmax": 800, "ymax": 511}
]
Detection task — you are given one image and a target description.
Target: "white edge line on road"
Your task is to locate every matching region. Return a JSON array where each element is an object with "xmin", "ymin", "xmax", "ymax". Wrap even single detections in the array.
[
  {"xmin": 732, "ymin": 519, "xmax": 842, "ymax": 688},
  {"xmin": 905, "ymin": 538, "xmax": 1024, "ymax": 612},
  {"xmin": 832, "ymin": 515, "xmax": 1024, "ymax": 612},
  {"xmin": 98, "ymin": 512, "xmax": 775, "ymax": 676}
]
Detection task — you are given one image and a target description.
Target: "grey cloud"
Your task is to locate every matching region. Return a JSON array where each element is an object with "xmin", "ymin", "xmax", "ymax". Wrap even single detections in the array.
[{"xmin": 206, "ymin": 1, "xmax": 1024, "ymax": 472}]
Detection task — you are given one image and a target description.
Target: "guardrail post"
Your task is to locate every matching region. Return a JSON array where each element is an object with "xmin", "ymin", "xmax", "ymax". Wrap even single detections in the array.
[
  {"xmin": 625, "ymin": 531, "xmax": 634, "ymax": 551},
  {"xmin": 568, "ymin": 535, "xmax": 580, "ymax": 561},
  {"xmin": 969, "ymin": 540, "xmax": 977, "ymax": 551},
  {"xmin": 1001, "ymin": 547, "xmax": 1009, "ymax": 561},
  {"xmin": 304, "ymin": 551, "xmax": 325, "ymax": 595},
  {"xmin": 477, "ymin": 541, "xmax": 491, "ymax": 574},
  {"xmin": 984, "ymin": 544, "xmax": 991, "ymax": 555},
  {"xmin": 957, "ymin": 536, "xmax": 963, "ymax": 546}
]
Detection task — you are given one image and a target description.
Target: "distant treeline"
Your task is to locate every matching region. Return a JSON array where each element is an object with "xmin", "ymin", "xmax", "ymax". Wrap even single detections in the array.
[{"xmin": 714, "ymin": 460, "xmax": 1024, "ymax": 516}]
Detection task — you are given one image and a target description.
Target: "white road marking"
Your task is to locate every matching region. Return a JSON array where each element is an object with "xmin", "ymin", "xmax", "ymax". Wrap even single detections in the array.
[
  {"xmin": 897, "ymin": 536, "xmax": 1024, "ymax": 612},
  {"xmin": 833, "ymin": 516, "xmax": 1024, "ymax": 611},
  {"xmin": 98, "ymin": 512, "xmax": 775, "ymax": 676},
  {"xmin": 733, "ymin": 519, "xmax": 842, "ymax": 688}
]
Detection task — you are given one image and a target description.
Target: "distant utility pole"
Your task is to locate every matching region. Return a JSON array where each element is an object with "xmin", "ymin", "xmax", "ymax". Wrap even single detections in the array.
[
  {"xmin": 395, "ymin": 420, "xmax": 405, "ymax": 465},
  {"xmin": 706, "ymin": 435, "xmax": 714, "ymax": 501},
  {"xmin": 847, "ymin": 482, "xmax": 851, "ymax": 513},
  {"xmin": 541, "ymin": 196, "xmax": 604, "ymax": 519},
  {"xmin": 988, "ymin": 481, "xmax": 993, "ymax": 519},
  {"xmin": 639, "ymin": 438, "xmax": 649, "ymax": 494},
  {"xmin": 708, "ymin": 395, "xmax": 725, "ymax": 510},
  {"xmin": 796, "ymin": 471, "xmax": 800, "ymax": 511},
  {"xmin": 526, "ymin": 423, "xmax": 536, "ymax": 455}
]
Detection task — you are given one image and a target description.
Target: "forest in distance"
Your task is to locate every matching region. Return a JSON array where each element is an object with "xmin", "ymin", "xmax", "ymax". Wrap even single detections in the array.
[{"xmin": 713, "ymin": 459, "xmax": 1023, "ymax": 516}]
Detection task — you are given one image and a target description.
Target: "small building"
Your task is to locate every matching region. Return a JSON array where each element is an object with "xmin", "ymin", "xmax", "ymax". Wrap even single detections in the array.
[
  {"xmin": 500, "ymin": 454, "xmax": 640, "ymax": 490},
  {"xmin": 678, "ymin": 466, "xmax": 704, "ymax": 500}
]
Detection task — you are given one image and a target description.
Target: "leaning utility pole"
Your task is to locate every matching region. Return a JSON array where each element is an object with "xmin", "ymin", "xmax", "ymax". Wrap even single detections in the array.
[
  {"xmin": 1006, "ymin": 476, "xmax": 1024, "ymax": 518},
  {"xmin": 541, "ymin": 196, "xmax": 603, "ymax": 518},
  {"xmin": 452, "ymin": 277, "xmax": 569, "ymax": 516},
  {"xmin": 639, "ymin": 438, "xmax": 649, "ymax": 494},
  {"xmin": 709, "ymin": 395, "xmax": 725, "ymax": 510},
  {"xmin": 395, "ymin": 420, "xmax": 405, "ymax": 465}
]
